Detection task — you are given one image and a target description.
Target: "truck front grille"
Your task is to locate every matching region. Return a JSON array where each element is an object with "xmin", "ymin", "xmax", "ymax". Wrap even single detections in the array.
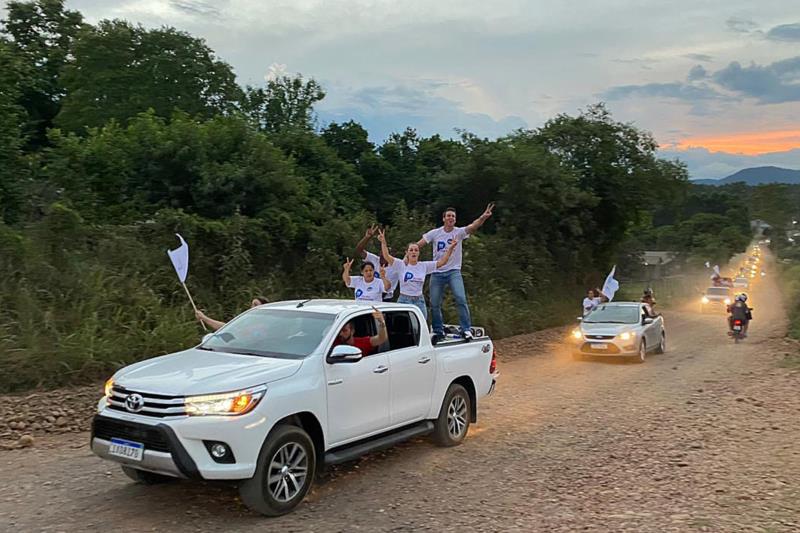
[{"xmin": 107, "ymin": 386, "xmax": 186, "ymax": 418}]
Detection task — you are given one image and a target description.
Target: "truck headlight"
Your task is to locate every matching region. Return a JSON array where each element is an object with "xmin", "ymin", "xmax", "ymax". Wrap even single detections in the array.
[
  {"xmin": 104, "ymin": 378, "xmax": 114, "ymax": 402},
  {"xmin": 185, "ymin": 386, "xmax": 266, "ymax": 416},
  {"xmin": 701, "ymin": 297, "xmax": 709, "ymax": 304},
  {"xmin": 619, "ymin": 332, "xmax": 634, "ymax": 341}
]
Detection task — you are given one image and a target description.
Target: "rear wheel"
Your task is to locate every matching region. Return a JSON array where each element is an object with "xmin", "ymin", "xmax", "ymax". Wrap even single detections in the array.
[
  {"xmin": 238, "ymin": 425, "xmax": 316, "ymax": 516},
  {"xmin": 432, "ymin": 384, "xmax": 471, "ymax": 447},
  {"xmin": 121, "ymin": 466, "xmax": 176, "ymax": 485}
]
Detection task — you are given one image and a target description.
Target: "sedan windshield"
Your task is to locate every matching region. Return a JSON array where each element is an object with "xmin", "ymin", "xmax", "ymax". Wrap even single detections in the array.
[
  {"xmin": 584, "ymin": 305, "xmax": 640, "ymax": 324},
  {"xmin": 200, "ymin": 309, "xmax": 335, "ymax": 359}
]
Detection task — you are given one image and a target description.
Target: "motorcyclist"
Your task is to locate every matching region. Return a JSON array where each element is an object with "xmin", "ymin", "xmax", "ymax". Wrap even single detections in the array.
[{"xmin": 727, "ymin": 293, "xmax": 752, "ymax": 337}]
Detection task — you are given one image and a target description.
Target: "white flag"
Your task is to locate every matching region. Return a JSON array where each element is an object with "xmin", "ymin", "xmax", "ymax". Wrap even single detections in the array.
[
  {"xmin": 602, "ymin": 265, "xmax": 620, "ymax": 302},
  {"xmin": 167, "ymin": 234, "xmax": 189, "ymax": 283},
  {"xmin": 704, "ymin": 261, "xmax": 710, "ymax": 269}
]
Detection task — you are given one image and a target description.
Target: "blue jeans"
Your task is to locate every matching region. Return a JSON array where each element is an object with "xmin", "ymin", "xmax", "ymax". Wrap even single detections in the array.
[
  {"xmin": 398, "ymin": 294, "xmax": 427, "ymax": 321},
  {"xmin": 430, "ymin": 270, "xmax": 471, "ymax": 335}
]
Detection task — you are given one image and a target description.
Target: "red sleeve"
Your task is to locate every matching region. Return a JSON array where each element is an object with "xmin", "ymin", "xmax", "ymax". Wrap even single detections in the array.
[{"xmin": 353, "ymin": 336, "xmax": 375, "ymax": 356}]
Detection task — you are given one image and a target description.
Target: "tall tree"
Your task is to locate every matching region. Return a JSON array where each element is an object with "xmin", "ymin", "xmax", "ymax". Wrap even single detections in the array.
[
  {"xmin": 1, "ymin": 0, "xmax": 85, "ymax": 148},
  {"xmin": 56, "ymin": 20, "xmax": 242, "ymax": 132},
  {"xmin": 242, "ymin": 74, "xmax": 325, "ymax": 133}
]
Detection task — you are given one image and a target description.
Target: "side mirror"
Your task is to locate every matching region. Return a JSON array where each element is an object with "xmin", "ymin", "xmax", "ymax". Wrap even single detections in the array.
[
  {"xmin": 201, "ymin": 333, "xmax": 214, "ymax": 344},
  {"xmin": 576, "ymin": 317, "xmax": 583, "ymax": 321},
  {"xmin": 327, "ymin": 344, "xmax": 363, "ymax": 364},
  {"xmin": 643, "ymin": 317, "xmax": 655, "ymax": 325}
]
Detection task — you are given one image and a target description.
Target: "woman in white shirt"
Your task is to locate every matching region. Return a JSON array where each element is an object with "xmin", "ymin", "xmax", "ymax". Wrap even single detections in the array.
[
  {"xmin": 377, "ymin": 229, "xmax": 457, "ymax": 320},
  {"xmin": 342, "ymin": 258, "xmax": 391, "ymax": 302}
]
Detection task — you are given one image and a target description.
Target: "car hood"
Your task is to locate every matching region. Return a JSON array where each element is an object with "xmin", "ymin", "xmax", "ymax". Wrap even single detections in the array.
[
  {"xmin": 580, "ymin": 322, "xmax": 638, "ymax": 336},
  {"xmin": 114, "ymin": 348, "xmax": 304, "ymax": 396}
]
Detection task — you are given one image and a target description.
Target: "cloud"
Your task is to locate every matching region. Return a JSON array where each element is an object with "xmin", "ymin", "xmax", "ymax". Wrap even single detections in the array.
[
  {"xmin": 725, "ymin": 16, "xmax": 758, "ymax": 33},
  {"xmin": 317, "ymin": 83, "xmax": 527, "ymax": 142},
  {"xmin": 170, "ymin": 1, "xmax": 223, "ymax": 17},
  {"xmin": 687, "ymin": 65, "xmax": 708, "ymax": 81},
  {"xmin": 713, "ymin": 57, "xmax": 800, "ymax": 104},
  {"xmin": 766, "ymin": 22, "xmax": 800, "ymax": 42},
  {"xmin": 601, "ymin": 82, "xmax": 725, "ymax": 102},
  {"xmin": 683, "ymin": 53, "xmax": 713, "ymax": 62}
]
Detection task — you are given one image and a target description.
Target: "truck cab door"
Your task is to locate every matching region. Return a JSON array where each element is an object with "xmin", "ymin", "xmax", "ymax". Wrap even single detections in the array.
[
  {"xmin": 384, "ymin": 311, "xmax": 435, "ymax": 425},
  {"xmin": 324, "ymin": 314, "xmax": 390, "ymax": 446}
]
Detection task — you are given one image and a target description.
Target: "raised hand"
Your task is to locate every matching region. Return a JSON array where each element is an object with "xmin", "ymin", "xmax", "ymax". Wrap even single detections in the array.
[
  {"xmin": 377, "ymin": 228, "xmax": 387, "ymax": 244},
  {"xmin": 365, "ymin": 224, "xmax": 378, "ymax": 238},
  {"xmin": 482, "ymin": 202, "xmax": 495, "ymax": 219},
  {"xmin": 342, "ymin": 257, "xmax": 354, "ymax": 272}
]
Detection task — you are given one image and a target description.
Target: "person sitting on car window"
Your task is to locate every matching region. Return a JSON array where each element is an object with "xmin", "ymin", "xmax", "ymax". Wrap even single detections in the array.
[
  {"xmin": 642, "ymin": 289, "xmax": 658, "ymax": 317},
  {"xmin": 332, "ymin": 308, "xmax": 388, "ymax": 356},
  {"xmin": 196, "ymin": 296, "xmax": 269, "ymax": 331}
]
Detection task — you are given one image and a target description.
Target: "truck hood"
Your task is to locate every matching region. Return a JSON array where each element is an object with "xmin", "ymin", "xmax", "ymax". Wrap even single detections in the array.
[
  {"xmin": 114, "ymin": 348, "xmax": 304, "ymax": 396},
  {"xmin": 580, "ymin": 323, "xmax": 638, "ymax": 336}
]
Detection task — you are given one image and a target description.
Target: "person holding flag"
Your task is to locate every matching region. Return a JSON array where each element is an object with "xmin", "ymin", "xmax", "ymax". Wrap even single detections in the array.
[{"xmin": 195, "ymin": 297, "xmax": 269, "ymax": 331}]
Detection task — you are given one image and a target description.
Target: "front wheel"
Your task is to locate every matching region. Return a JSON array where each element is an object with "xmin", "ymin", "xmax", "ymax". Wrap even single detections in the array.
[
  {"xmin": 655, "ymin": 332, "xmax": 666, "ymax": 354},
  {"xmin": 238, "ymin": 425, "xmax": 316, "ymax": 517},
  {"xmin": 432, "ymin": 384, "xmax": 471, "ymax": 447},
  {"xmin": 632, "ymin": 341, "xmax": 646, "ymax": 364}
]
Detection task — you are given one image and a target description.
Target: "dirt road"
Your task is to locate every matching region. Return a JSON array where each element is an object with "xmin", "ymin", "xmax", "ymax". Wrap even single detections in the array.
[{"xmin": 1, "ymin": 275, "xmax": 799, "ymax": 532}]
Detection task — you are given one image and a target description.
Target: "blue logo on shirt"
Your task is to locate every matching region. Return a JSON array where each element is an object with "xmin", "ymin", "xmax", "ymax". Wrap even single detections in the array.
[
  {"xmin": 355, "ymin": 289, "xmax": 363, "ymax": 297},
  {"xmin": 437, "ymin": 241, "xmax": 446, "ymax": 251},
  {"xmin": 404, "ymin": 272, "xmax": 414, "ymax": 282}
]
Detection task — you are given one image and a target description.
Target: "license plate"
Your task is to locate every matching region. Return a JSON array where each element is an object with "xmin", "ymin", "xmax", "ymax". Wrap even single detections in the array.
[
  {"xmin": 109, "ymin": 438, "xmax": 144, "ymax": 461},
  {"xmin": 733, "ymin": 325, "xmax": 742, "ymax": 332},
  {"xmin": 591, "ymin": 343, "xmax": 608, "ymax": 350}
]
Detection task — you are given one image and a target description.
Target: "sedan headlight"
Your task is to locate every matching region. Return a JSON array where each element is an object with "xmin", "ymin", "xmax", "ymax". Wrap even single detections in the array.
[
  {"xmin": 571, "ymin": 329, "xmax": 583, "ymax": 340},
  {"xmin": 701, "ymin": 296, "xmax": 709, "ymax": 304},
  {"xmin": 185, "ymin": 386, "xmax": 266, "ymax": 416},
  {"xmin": 619, "ymin": 331, "xmax": 634, "ymax": 341}
]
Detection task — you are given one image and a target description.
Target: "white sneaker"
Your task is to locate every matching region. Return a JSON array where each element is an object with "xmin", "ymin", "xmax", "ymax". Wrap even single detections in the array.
[{"xmin": 462, "ymin": 329, "xmax": 474, "ymax": 342}]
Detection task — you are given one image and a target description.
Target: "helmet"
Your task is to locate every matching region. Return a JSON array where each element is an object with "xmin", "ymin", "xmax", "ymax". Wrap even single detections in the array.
[{"xmin": 736, "ymin": 293, "xmax": 748, "ymax": 302}]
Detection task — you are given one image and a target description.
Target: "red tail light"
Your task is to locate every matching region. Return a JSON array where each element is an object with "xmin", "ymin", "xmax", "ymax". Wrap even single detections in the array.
[
  {"xmin": 489, "ymin": 347, "xmax": 497, "ymax": 374},
  {"xmin": 734, "ymin": 319, "xmax": 742, "ymax": 326}
]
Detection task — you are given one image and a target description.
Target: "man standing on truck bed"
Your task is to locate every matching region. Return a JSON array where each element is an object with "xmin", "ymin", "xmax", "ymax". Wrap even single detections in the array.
[{"xmin": 417, "ymin": 203, "xmax": 494, "ymax": 342}]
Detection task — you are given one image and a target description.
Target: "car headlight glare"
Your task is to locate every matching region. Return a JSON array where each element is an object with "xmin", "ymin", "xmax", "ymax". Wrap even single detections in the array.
[
  {"xmin": 724, "ymin": 298, "xmax": 731, "ymax": 305},
  {"xmin": 619, "ymin": 332, "xmax": 633, "ymax": 341},
  {"xmin": 185, "ymin": 386, "xmax": 266, "ymax": 416},
  {"xmin": 701, "ymin": 297, "xmax": 709, "ymax": 304},
  {"xmin": 572, "ymin": 329, "xmax": 582, "ymax": 340}
]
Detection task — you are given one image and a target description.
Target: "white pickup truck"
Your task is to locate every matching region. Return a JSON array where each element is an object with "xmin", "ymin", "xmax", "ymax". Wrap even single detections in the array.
[{"xmin": 91, "ymin": 299, "xmax": 498, "ymax": 516}]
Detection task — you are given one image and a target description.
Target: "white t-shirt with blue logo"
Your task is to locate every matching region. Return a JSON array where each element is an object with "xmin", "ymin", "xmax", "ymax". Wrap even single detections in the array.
[
  {"xmin": 422, "ymin": 226, "xmax": 470, "ymax": 273},
  {"xmin": 389, "ymin": 259, "xmax": 437, "ymax": 297},
  {"xmin": 364, "ymin": 251, "xmax": 400, "ymax": 297},
  {"xmin": 347, "ymin": 276, "xmax": 387, "ymax": 302}
]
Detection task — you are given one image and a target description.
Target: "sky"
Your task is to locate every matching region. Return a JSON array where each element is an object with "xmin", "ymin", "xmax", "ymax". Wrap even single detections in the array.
[{"xmin": 37, "ymin": 1, "xmax": 800, "ymax": 178}]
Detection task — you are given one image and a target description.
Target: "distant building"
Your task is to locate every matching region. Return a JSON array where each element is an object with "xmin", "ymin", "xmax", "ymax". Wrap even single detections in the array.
[{"xmin": 642, "ymin": 251, "xmax": 679, "ymax": 278}]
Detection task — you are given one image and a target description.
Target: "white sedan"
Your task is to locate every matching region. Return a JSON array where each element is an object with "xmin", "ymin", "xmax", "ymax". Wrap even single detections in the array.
[{"xmin": 571, "ymin": 302, "xmax": 666, "ymax": 363}]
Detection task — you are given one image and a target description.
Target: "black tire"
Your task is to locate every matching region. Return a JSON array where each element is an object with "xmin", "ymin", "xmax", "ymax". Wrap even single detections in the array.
[
  {"xmin": 121, "ymin": 465, "xmax": 176, "ymax": 485},
  {"xmin": 432, "ymin": 384, "xmax": 471, "ymax": 447},
  {"xmin": 238, "ymin": 425, "xmax": 316, "ymax": 517},
  {"xmin": 655, "ymin": 332, "xmax": 666, "ymax": 354},
  {"xmin": 632, "ymin": 341, "xmax": 646, "ymax": 364}
]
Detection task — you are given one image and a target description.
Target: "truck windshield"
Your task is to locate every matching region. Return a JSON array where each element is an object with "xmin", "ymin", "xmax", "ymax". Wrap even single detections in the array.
[
  {"xmin": 584, "ymin": 305, "xmax": 640, "ymax": 324},
  {"xmin": 706, "ymin": 287, "xmax": 731, "ymax": 297},
  {"xmin": 200, "ymin": 309, "xmax": 335, "ymax": 359}
]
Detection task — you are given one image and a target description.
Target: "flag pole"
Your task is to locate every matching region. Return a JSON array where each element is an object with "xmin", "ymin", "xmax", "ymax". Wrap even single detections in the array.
[{"xmin": 182, "ymin": 282, "xmax": 207, "ymax": 331}]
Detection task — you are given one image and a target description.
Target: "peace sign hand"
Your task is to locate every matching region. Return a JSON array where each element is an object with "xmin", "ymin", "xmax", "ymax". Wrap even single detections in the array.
[
  {"xmin": 482, "ymin": 202, "xmax": 495, "ymax": 219},
  {"xmin": 377, "ymin": 229, "xmax": 387, "ymax": 244},
  {"xmin": 365, "ymin": 224, "xmax": 379, "ymax": 238},
  {"xmin": 342, "ymin": 257, "xmax": 354, "ymax": 272}
]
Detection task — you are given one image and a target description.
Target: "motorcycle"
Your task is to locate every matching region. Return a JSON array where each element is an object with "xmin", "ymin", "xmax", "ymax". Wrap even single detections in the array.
[{"xmin": 731, "ymin": 319, "xmax": 745, "ymax": 343}]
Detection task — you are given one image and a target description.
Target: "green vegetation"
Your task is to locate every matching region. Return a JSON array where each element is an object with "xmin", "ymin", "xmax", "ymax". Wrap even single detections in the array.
[{"xmin": 0, "ymin": 1, "xmax": 753, "ymax": 391}]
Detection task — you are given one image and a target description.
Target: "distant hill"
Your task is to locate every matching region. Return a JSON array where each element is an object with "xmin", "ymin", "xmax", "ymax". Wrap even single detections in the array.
[{"xmin": 692, "ymin": 166, "xmax": 800, "ymax": 186}]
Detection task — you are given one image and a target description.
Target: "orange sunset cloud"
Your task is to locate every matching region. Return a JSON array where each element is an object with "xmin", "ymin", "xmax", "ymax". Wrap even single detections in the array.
[{"xmin": 672, "ymin": 130, "xmax": 800, "ymax": 156}]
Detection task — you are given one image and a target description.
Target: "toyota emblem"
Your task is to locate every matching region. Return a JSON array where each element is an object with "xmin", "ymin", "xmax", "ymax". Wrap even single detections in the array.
[{"xmin": 125, "ymin": 393, "xmax": 144, "ymax": 413}]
